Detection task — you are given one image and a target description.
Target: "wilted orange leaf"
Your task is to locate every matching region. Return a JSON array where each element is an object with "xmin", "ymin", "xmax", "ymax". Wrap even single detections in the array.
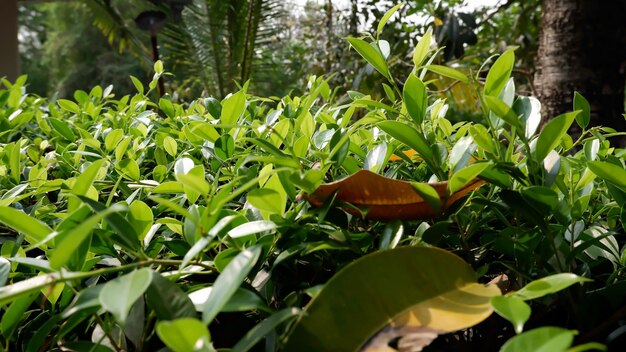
[{"xmin": 307, "ymin": 170, "xmax": 484, "ymax": 221}]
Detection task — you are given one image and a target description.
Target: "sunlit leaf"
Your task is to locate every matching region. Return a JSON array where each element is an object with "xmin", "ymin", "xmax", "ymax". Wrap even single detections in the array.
[
  {"xmin": 347, "ymin": 38, "xmax": 390, "ymax": 78},
  {"xmin": 484, "ymin": 49, "xmax": 515, "ymax": 97},
  {"xmin": 491, "ymin": 296, "xmax": 531, "ymax": 334},
  {"xmin": 156, "ymin": 318, "xmax": 211, "ymax": 352},
  {"xmin": 376, "ymin": 3, "xmax": 403, "ymax": 38},
  {"xmin": 228, "ymin": 220, "xmax": 276, "ymax": 239},
  {"xmin": 534, "ymin": 111, "xmax": 579, "ymax": 163},
  {"xmin": 221, "ymin": 90, "xmax": 246, "ymax": 127},
  {"xmin": 484, "ymin": 96, "xmax": 522, "ymax": 130},
  {"xmin": 403, "ymin": 73, "xmax": 428, "ymax": 125},
  {"xmin": 587, "ymin": 161, "xmax": 626, "ymax": 191},
  {"xmin": 573, "ymin": 91, "xmax": 590, "ymax": 129},
  {"xmin": 284, "ymin": 247, "xmax": 501, "ymax": 351},
  {"xmin": 0, "ymin": 206, "xmax": 52, "ymax": 246},
  {"xmin": 511, "ymin": 273, "xmax": 591, "ymax": 301},
  {"xmin": 500, "ymin": 327, "xmax": 575, "ymax": 352},
  {"xmin": 248, "ymin": 188, "xmax": 283, "ymax": 214},
  {"xmin": 378, "ymin": 121, "xmax": 433, "ymax": 164},
  {"xmin": 413, "ymin": 29, "xmax": 432, "ymax": 67},
  {"xmin": 449, "ymin": 162, "xmax": 490, "ymax": 194},
  {"xmin": 424, "ymin": 64, "xmax": 468, "ymax": 83},
  {"xmin": 50, "ymin": 204, "xmax": 126, "ymax": 269}
]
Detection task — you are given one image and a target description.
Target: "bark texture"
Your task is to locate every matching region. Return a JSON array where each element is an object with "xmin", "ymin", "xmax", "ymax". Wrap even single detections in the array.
[{"xmin": 534, "ymin": 0, "xmax": 626, "ymax": 137}]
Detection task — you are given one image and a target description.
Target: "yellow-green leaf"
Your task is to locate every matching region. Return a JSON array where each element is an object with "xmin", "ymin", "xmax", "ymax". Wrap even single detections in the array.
[
  {"xmin": 424, "ymin": 64, "xmax": 468, "ymax": 83},
  {"xmin": 347, "ymin": 38, "xmax": 390, "ymax": 78},
  {"xmin": 284, "ymin": 247, "xmax": 500, "ymax": 351}
]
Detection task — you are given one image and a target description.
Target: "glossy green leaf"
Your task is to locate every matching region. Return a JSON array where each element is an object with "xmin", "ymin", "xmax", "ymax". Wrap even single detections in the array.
[
  {"xmin": 411, "ymin": 182, "xmax": 441, "ymax": 213},
  {"xmin": 379, "ymin": 221, "xmax": 404, "ymax": 250},
  {"xmin": 469, "ymin": 124, "xmax": 496, "ymax": 154},
  {"xmin": 514, "ymin": 96, "xmax": 542, "ymax": 138},
  {"xmin": 378, "ymin": 121, "xmax": 433, "ymax": 162},
  {"xmin": 425, "ymin": 65, "xmax": 468, "ymax": 83},
  {"xmin": 7, "ymin": 143, "xmax": 20, "ymax": 184},
  {"xmin": 99, "ymin": 268, "xmax": 152, "ymax": 326},
  {"xmin": 534, "ymin": 111, "xmax": 579, "ymax": 162},
  {"xmin": 228, "ymin": 220, "xmax": 277, "ymax": 239},
  {"xmin": 129, "ymin": 75, "xmax": 144, "ymax": 94},
  {"xmin": 152, "ymin": 181, "xmax": 185, "ymax": 194},
  {"xmin": 189, "ymin": 286, "xmax": 269, "ymax": 313},
  {"xmin": 500, "ymin": 327, "xmax": 575, "ymax": 352},
  {"xmin": 163, "ymin": 136, "xmax": 177, "ymax": 157},
  {"xmin": 128, "ymin": 201, "xmax": 153, "ymax": 241},
  {"xmin": 573, "ymin": 91, "xmax": 590, "ymax": 129},
  {"xmin": 347, "ymin": 38, "xmax": 390, "ymax": 78},
  {"xmin": 221, "ymin": 90, "xmax": 246, "ymax": 126},
  {"xmin": 382, "ymin": 83, "xmax": 395, "ymax": 101},
  {"xmin": 484, "ymin": 95, "xmax": 522, "ymax": 130},
  {"xmin": 376, "ymin": 3, "xmax": 403, "ymax": 38},
  {"xmin": 449, "ymin": 162, "xmax": 490, "ymax": 194},
  {"xmin": 0, "ymin": 206, "xmax": 53, "ymax": 245},
  {"xmin": 50, "ymin": 204, "xmax": 126, "ymax": 269},
  {"xmin": 491, "ymin": 296, "xmax": 531, "ymax": 334},
  {"xmin": 413, "ymin": 29, "xmax": 432, "ymax": 67},
  {"xmin": 49, "ymin": 118, "xmax": 76, "ymax": 141},
  {"xmin": 484, "ymin": 49, "xmax": 515, "ymax": 97},
  {"xmin": 511, "ymin": 273, "xmax": 591, "ymax": 301},
  {"xmin": 57, "ymin": 99, "xmax": 80, "ymax": 114},
  {"xmin": 159, "ymin": 98, "xmax": 175, "ymax": 118},
  {"xmin": 364, "ymin": 143, "xmax": 388, "ymax": 173},
  {"xmin": 61, "ymin": 284, "xmax": 104, "ymax": 318},
  {"xmin": 403, "ymin": 73, "xmax": 428, "ymax": 125},
  {"xmin": 69, "ymin": 159, "xmax": 105, "ymax": 211},
  {"xmin": 202, "ymin": 246, "xmax": 262, "ymax": 324},
  {"xmin": 284, "ymin": 247, "xmax": 500, "ymax": 351},
  {"xmin": 247, "ymin": 188, "xmax": 283, "ymax": 214},
  {"xmin": 177, "ymin": 166, "xmax": 210, "ymax": 196},
  {"xmin": 215, "ymin": 134, "xmax": 235, "ymax": 160},
  {"xmin": 156, "ymin": 318, "xmax": 211, "ymax": 352},
  {"xmin": 154, "ymin": 60, "xmax": 164, "ymax": 74},
  {"xmin": 116, "ymin": 159, "xmax": 140, "ymax": 181},
  {"xmin": 104, "ymin": 129, "xmax": 123, "ymax": 151},
  {"xmin": 76, "ymin": 196, "xmax": 140, "ymax": 251},
  {"xmin": 587, "ymin": 161, "xmax": 626, "ymax": 190}
]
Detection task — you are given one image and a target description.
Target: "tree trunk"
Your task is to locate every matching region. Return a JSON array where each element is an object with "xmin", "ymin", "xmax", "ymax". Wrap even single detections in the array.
[{"xmin": 534, "ymin": 0, "xmax": 626, "ymax": 139}]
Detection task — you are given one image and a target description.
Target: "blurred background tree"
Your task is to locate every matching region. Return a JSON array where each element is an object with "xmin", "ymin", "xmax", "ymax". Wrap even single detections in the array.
[{"xmin": 18, "ymin": 1, "xmax": 148, "ymax": 98}]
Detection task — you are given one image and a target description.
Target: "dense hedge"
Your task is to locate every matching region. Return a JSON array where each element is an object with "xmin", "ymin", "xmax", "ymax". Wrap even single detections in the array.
[{"xmin": 1, "ymin": 20, "xmax": 626, "ymax": 352}]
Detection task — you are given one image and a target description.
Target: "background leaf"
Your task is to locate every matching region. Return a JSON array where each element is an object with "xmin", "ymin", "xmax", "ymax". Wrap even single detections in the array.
[{"xmin": 484, "ymin": 49, "xmax": 515, "ymax": 97}]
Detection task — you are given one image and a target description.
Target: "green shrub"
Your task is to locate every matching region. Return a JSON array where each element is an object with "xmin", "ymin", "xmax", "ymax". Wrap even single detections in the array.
[{"xmin": 0, "ymin": 11, "xmax": 624, "ymax": 351}]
